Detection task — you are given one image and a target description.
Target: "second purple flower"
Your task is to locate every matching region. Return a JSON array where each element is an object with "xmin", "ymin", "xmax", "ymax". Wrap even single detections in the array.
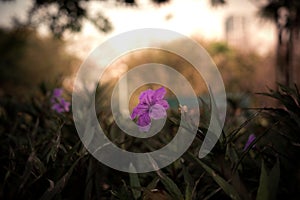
[
  {"xmin": 131, "ymin": 87, "xmax": 169, "ymax": 132},
  {"xmin": 243, "ymin": 134, "xmax": 256, "ymax": 151},
  {"xmin": 50, "ymin": 88, "xmax": 70, "ymax": 113}
]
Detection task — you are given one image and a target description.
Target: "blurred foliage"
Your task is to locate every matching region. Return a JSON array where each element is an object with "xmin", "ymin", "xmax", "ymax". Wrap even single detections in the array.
[
  {"xmin": 209, "ymin": 0, "xmax": 300, "ymax": 87},
  {"xmin": 257, "ymin": 0, "xmax": 300, "ymax": 87},
  {"xmin": 2, "ymin": 0, "xmax": 171, "ymax": 38},
  {"xmin": 204, "ymin": 41, "xmax": 261, "ymax": 92},
  {"xmin": 258, "ymin": 0, "xmax": 300, "ymax": 22},
  {"xmin": 0, "ymin": 1, "xmax": 299, "ymax": 198},
  {"xmin": 0, "ymin": 27, "xmax": 80, "ymax": 95},
  {"xmin": 1, "ymin": 83, "xmax": 300, "ymax": 199},
  {"xmin": 28, "ymin": 0, "xmax": 111, "ymax": 37},
  {"xmin": 210, "ymin": 0, "xmax": 226, "ymax": 7},
  {"xmin": 110, "ymin": 39, "xmax": 265, "ymax": 96}
]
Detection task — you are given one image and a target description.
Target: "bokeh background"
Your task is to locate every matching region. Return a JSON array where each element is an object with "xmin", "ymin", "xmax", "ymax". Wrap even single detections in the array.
[
  {"xmin": 0, "ymin": 0, "xmax": 286, "ymax": 100},
  {"xmin": 1, "ymin": 0, "xmax": 300, "ymax": 200}
]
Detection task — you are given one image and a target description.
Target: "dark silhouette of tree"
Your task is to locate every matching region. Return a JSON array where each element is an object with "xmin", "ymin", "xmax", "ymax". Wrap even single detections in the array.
[
  {"xmin": 210, "ymin": 0, "xmax": 226, "ymax": 7},
  {"xmin": 1, "ymin": 0, "xmax": 170, "ymax": 38},
  {"xmin": 258, "ymin": 0, "xmax": 300, "ymax": 87}
]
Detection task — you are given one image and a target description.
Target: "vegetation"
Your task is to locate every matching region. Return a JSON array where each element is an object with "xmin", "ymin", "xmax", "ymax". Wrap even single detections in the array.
[
  {"xmin": 1, "ymin": 1, "xmax": 300, "ymax": 200},
  {"xmin": 0, "ymin": 27, "xmax": 79, "ymax": 95},
  {"xmin": 1, "ymin": 82, "xmax": 300, "ymax": 199}
]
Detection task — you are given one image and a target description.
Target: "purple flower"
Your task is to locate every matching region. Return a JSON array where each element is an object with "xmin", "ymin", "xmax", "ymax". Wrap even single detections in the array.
[
  {"xmin": 51, "ymin": 88, "xmax": 70, "ymax": 113},
  {"xmin": 131, "ymin": 87, "xmax": 169, "ymax": 132},
  {"xmin": 243, "ymin": 134, "xmax": 256, "ymax": 151},
  {"xmin": 52, "ymin": 88, "xmax": 63, "ymax": 98}
]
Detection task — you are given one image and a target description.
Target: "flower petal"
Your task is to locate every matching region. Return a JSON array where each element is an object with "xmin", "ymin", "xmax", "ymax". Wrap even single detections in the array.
[
  {"xmin": 152, "ymin": 87, "xmax": 166, "ymax": 101},
  {"xmin": 149, "ymin": 104, "xmax": 167, "ymax": 120},
  {"xmin": 60, "ymin": 99, "xmax": 70, "ymax": 112},
  {"xmin": 243, "ymin": 134, "xmax": 256, "ymax": 151},
  {"xmin": 139, "ymin": 89, "xmax": 155, "ymax": 105},
  {"xmin": 139, "ymin": 123, "xmax": 151, "ymax": 132},
  {"xmin": 52, "ymin": 103, "xmax": 64, "ymax": 113},
  {"xmin": 137, "ymin": 113, "xmax": 151, "ymax": 132},
  {"xmin": 156, "ymin": 99, "xmax": 169, "ymax": 110},
  {"xmin": 53, "ymin": 88, "xmax": 63, "ymax": 98},
  {"xmin": 137, "ymin": 113, "xmax": 151, "ymax": 127},
  {"xmin": 131, "ymin": 103, "xmax": 149, "ymax": 119}
]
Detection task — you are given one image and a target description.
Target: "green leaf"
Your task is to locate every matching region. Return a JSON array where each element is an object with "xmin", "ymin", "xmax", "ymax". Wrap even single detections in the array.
[
  {"xmin": 129, "ymin": 163, "xmax": 141, "ymax": 200},
  {"xmin": 188, "ymin": 152, "xmax": 241, "ymax": 200},
  {"xmin": 225, "ymin": 143, "xmax": 241, "ymax": 171},
  {"xmin": 256, "ymin": 158, "xmax": 280, "ymax": 200},
  {"xmin": 113, "ymin": 180, "xmax": 132, "ymax": 200},
  {"xmin": 203, "ymin": 187, "xmax": 222, "ymax": 200},
  {"xmin": 182, "ymin": 162, "xmax": 194, "ymax": 200},
  {"xmin": 156, "ymin": 170, "xmax": 184, "ymax": 200},
  {"xmin": 84, "ymin": 158, "xmax": 94, "ymax": 200},
  {"xmin": 82, "ymin": 116, "xmax": 95, "ymax": 147},
  {"xmin": 19, "ymin": 152, "xmax": 36, "ymax": 191},
  {"xmin": 227, "ymin": 111, "xmax": 260, "ymax": 144},
  {"xmin": 146, "ymin": 176, "xmax": 159, "ymax": 190},
  {"xmin": 39, "ymin": 156, "xmax": 83, "ymax": 200}
]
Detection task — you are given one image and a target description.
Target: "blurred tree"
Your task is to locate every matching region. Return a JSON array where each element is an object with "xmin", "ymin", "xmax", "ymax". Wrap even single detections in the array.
[
  {"xmin": 258, "ymin": 0, "xmax": 300, "ymax": 87},
  {"xmin": 204, "ymin": 41, "xmax": 260, "ymax": 92},
  {"xmin": 212, "ymin": 0, "xmax": 300, "ymax": 87},
  {"xmin": 0, "ymin": 27, "xmax": 80, "ymax": 95},
  {"xmin": 1, "ymin": 0, "xmax": 170, "ymax": 38},
  {"xmin": 210, "ymin": 0, "xmax": 226, "ymax": 7}
]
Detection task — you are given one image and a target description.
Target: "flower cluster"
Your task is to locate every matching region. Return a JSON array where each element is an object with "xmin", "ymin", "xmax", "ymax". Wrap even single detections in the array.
[
  {"xmin": 131, "ymin": 87, "xmax": 169, "ymax": 132},
  {"xmin": 50, "ymin": 88, "xmax": 70, "ymax": 113}
]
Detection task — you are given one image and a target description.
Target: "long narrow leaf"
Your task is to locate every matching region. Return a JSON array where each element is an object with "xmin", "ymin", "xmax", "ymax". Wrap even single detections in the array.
[
  {"xmin": 233, "ymin": 121, "xmax": 279, "ymax": 172},
  {"xmin": 156, "ymin": 170, "xmax": 184, "ymax": 200},
  {"xmin": 39, "ymin": 156, "xmax": 83, "ymax": 200},
  {"xmin": 182, "ymin": 162, "xmax": 194, "ymax": 200},
  {"xmin": 188, "ymin": 152, "xmax": 241, "ymax": 200},
  {"xmin": 256, "ymin": 158, "xmax": 280, "ymax": 200},
  {"xmin": 129, "ymin": 163, "xmax": 141, "ymax": 200}
]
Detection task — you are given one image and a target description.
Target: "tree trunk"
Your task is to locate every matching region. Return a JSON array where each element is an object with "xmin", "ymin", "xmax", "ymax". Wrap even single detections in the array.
[
  {"xmin": 290, "ymin": 11, "xmax": 300, "ymax": 87},
  {"xmin": 276, "ymin": 8, "xmax": 300, "ymax": 87}
]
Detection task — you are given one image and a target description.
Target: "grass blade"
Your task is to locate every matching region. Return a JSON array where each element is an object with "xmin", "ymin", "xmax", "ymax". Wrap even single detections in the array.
[
  {"xmin": 39, "ymin": 156, "xmax": 83, "ymax": 200},
  {"xmin": 256, "ymin": 158, "xmax": 280, "ymax": 200},
  {"xmin": 156, "ymin": 170, "xmax": 184, "ymax": 200},
  {"xmin": 129, "ymin": 163, "xmax": 141, "ymax": 200},
  {"xmin": 188, "ymin": 152, "xmax": 241, "ymax": 200}
]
